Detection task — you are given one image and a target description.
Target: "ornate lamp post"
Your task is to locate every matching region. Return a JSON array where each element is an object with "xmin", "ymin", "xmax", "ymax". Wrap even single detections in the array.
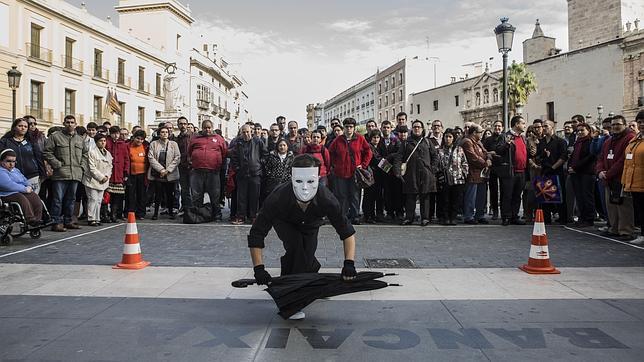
[
  {"xmin": 494, "ymin": 17, "xmax": 516, "ymax": 130},
  {"xmin": 597, "ymin": 105, "xmax": 604, "ymax": 125},
  {"xmin": 6, "ymin": 66, "xmax": 22, "ymax": 121}
]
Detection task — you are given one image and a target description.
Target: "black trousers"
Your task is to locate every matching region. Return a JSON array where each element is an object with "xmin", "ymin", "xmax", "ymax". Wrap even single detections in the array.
[
  {"xmin": 273, "ymin": 220, "xmax": 321, "ymax": 276},
  {"xmin": 384, "ymin": 174, "xmax": 404, "ymax": 217},
  {"xmin": 571, "ymin": 173, "xmax": 596, "ymax": 223},
  {"xmin": 633, "ymin": 192, "xmax": 644, "ymax": 236},
  {"xmin": 500, "ymin": 172, "xmax": 525, "ymax": 220},
  {"xmin": 488, "ymin": 171, "xmax": 500, "ymax": 214},
  {"xmin": 362, "ymin": 174, "xmax": 385, "ymax": 219},
  {"xmin": 236, "ymin": 175, "xmax": 261, "ymax": 219},
  {"xmin": 127, "ymin": 173, "xmax": 147, "ymax": 218},
  {"xmin": 110, "ymin": 193, "xmax": 125, "ymax": 220},
  {"xmin": 543, "ymin": 173, "xmax": 567, "ymax": 223},
  {"xmin": 405, "ymin": 193, "xmax": 430, "ymax": 221},
  {"xmin": 439, "ymin": 184, "xmax": 465, "ymax": 221},
  {"xmin": 428, "ymin": 192, "xmax": 438, "ymax": 220},
  {"xmin": 153, "ymin": 181, "xmax": 176, "ymax": 214}
]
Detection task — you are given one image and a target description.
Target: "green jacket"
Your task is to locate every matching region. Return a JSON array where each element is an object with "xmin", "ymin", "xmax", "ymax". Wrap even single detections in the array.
[{"xmin": 43, "ymin": 130, "xmax": 87, "ymax": 181}]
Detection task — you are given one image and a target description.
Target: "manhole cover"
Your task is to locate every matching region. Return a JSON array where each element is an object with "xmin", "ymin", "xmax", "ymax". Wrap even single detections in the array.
[{"xmin": 364, "ymin": 258, "xmax": 416, "ymax": 268}]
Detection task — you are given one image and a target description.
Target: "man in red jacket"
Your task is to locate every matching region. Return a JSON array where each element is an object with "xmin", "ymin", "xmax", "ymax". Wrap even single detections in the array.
[
  {"xmin": 328, "ymin": 117, "xmax": 372, "ymax": 224},
  {"xmin": 187, "ymin": 120, "xmax": 228, "ymax": 221},
  {"xmin": 595, "ymin": 115, "xmax": 636, "ymax": 241},
  {"xmin": 106, "ymin": 126, "xmax": 130, "ymax": 222}
]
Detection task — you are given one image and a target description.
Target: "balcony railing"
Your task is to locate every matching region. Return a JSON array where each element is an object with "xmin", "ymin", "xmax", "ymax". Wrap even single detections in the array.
[
  {"xmin": 62, "ymin": 55, "xmax": 83, "ymax": 74},
  {"xmin": 26, "ymin": 43, "xmax": 52, "ymax": 64},
  {"xmin": 196, "ymin": 99, "xmax": 210, "ymax": 110},
  {"xmin": 137, "ymin": 82, "xmax": 150, "ymax": 94},
  {"xmin": 117, "ymin": 76, "xmax": 131, "ymax": 89},
  {"xmin": 92, "ymin": 66, "xmax": 110, "ymax": 82},
  {"xmin": 25, "ymin": 106, "xmax": 53, "ymax": 123}
]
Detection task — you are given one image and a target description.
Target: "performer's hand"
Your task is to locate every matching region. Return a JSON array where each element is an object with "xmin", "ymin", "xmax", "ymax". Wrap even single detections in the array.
[
  {"xmin": 253, "ymin": 264, "xmax": 272, "ymax": 285},
  {"xmin": 341, "ymin": 259, "xmax": 357, "ymax": 281}
]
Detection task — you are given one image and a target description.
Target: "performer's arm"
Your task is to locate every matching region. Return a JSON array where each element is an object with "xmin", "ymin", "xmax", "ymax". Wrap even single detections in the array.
[
  {"xmin": 342, "ymin": 235, "xmax": 356, "ymax": 261},
  {"xmin": 250, "ymin": 247, "xmax": 264, "ymax": 267}
]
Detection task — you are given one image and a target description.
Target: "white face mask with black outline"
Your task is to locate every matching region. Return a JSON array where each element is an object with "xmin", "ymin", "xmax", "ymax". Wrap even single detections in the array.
[{"xmin": 292, "ymin": 167, "xmax": 319, "ymax": 202}]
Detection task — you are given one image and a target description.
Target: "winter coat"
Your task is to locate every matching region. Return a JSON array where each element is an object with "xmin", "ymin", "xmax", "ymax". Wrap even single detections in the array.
[
  {"xmin": 300, "ymin": 144, "xmax": 331, "ymax": 177},
  {"xmin": 83, "ymin": 147, "xmax": 113, "ymax": 191},
  {"xmin": 0, "ymin": 136, "xmax": 44, "ymax": 179},
  {"xmin": 595, "ymin": 129, "xmax": 636, "ymax": 182},
  {"xmin": 106, "ymin": 137, "xmax": 130, "ymax": 184},
  {"xmin": 394, "ymin": 133, "xmax": 438, "ymax": 194},
  {"xmin": 328, "ymin": 133, "xmax": 372, "ymax": 179},
  {"xmin": 569, "ymin": 135, "xmax": 595, "ymax": 175},
  {"xmin": 188, "ymin": 132, "xmax": 227, "ymax": 171},
  {"xmin": 147, "ymin": 139, "xmax": 181, "ymax": 182},
  {"xmin": 0, "ymin": 166, "xmax": 30, "ymax": 197},
  {"xmin": 622, "ymin": 133, "xmax": 644, "ymax": 192},
  {"xmin": 230, "ymin": 136, "xmax": 268, "ymax": 178},
  {"xmin": 438, "ymin": 145, "xmax": 469, "ymax": 186},
  {"xmin": 42, "ymin": 130, "xmax": 87, "ymax": 182},
  {"xmin": 379, "ymin": 133, "xmax": 401, "ymax": 163},
  {"xmin": 176, "ymin": 131, "xmax": 193, "ymax": 167},
  {"xmin": 262, "ymin": 151, "xmax": 294, "ymax": 194},
  {"xmin": 461, "ymin": 136, "xmax": 488, "ymax": 183}
]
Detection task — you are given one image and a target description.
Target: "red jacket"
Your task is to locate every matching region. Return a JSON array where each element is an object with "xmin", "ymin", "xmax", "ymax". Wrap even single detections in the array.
[
  {"xmin": 328, "ymin": 133, "xmax": 372, "ymax": 179},
  {"xmin": 595, "ymin": 129, "xmax": 636, "ymax": 182},
  {"xmin": 106, "ymin": 137, "xmax": 130, "ymax": 183},
  {"xmin": 300, "ymin": 144, "xmax": 331, "ymax": 177},
  {"xmin": 188, "ymin": 133, "xmax": 228, "ymax": 171}
]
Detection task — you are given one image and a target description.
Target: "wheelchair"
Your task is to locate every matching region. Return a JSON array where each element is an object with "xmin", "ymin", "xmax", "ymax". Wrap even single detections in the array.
[{"xmin": 0, "ymin": 198, "xmax": 53, "ymax": 245}]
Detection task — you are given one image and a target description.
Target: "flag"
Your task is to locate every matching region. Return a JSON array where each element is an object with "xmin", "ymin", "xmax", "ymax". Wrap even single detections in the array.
[{"xmin": 108, "ymin": 88, "xmax": 122, "ymax": 115}]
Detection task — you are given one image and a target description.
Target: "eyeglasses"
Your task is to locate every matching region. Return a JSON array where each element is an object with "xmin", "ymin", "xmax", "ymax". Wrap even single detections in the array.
[
  {"xmin": 397, "ymin": 118, "xmax": 405, "ymax": 121},
  {"xmin": 178, "ymin": 122, "xmax": 188, "ymax": 126},
  {"xmin": 289, "ymin": 127, "xmax": 297, "ymax": 129},
  {"xmin": 611, "ymin": 123, "xmax": 625, "ymax": 126},
  {"xmin": 28, "ymin": 122, "xmax": 37, "ymax": 126}
]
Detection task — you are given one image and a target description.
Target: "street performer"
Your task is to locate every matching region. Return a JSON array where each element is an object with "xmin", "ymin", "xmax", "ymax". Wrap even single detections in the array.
[{"xmin": 248, "ymin": 154, "xmax": 357, "ymax": 320}]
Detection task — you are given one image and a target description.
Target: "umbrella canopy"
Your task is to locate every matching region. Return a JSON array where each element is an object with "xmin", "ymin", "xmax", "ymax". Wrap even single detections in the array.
[{"xmin": 232, "ymin": 271, "xmax": 397, "ymax": 319}]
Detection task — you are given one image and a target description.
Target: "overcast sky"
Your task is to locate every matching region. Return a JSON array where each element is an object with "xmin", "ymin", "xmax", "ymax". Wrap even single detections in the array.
[{"xmin": 70, "ymin": 1, "xmax": 569, "ymax": 126}]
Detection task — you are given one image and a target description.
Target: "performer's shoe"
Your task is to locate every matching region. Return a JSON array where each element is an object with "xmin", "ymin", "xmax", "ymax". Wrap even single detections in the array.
[{"xmin": 288, "ymin": 311, "xmax": 305, "ymax": 320}]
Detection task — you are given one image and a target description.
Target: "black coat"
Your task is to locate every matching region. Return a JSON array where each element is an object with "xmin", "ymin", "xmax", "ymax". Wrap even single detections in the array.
[
  {"xmin": 395, "ymin": 134, "xmax": 438, "ymax": 194},
  {"xmin": 231, "ymin": 136, "xmax": 268, "ymax": 178}
]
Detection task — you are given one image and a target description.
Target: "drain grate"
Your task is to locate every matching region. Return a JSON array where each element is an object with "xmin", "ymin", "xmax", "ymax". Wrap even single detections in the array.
[{"xmin": 364, "ymin": 258, "xmax": 416, "ymax": 268}]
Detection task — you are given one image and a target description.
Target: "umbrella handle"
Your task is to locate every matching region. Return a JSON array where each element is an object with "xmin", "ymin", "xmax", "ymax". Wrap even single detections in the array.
[
  {"xmin": 231, "ymin": 279, "xmax": 257, "ymax": 288},
  {"xmin": 383, "ymin": 273, "xmax": 398, "ymax": 276},
  {"xmin": 388, "ymin": 283, "xmax": 402, "ymax": 286}
]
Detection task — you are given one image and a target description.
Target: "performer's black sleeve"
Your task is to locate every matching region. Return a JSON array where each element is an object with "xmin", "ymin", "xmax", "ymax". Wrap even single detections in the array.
[
  {"xmin": 247, "ymin": 195, "xmax": 276, "ymax": 248},
  {"xmin": 320, "ymin": 187, "xmax": 355, "ymax": 240}
]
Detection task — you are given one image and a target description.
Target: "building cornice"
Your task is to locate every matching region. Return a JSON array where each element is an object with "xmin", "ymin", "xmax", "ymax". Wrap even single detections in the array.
[{"xmin": 114, "ymin": 2, "xmax": 195, "ymax": 25}]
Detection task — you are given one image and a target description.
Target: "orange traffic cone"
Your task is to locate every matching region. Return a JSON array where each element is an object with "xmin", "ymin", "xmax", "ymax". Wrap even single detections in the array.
[
  {"xmin": 519, "ymin": 209, "xmax": 560, "ymax": 274},
  {"xmin": 114, "ymin": 212, "xmax": 150, "ymax": 270}
]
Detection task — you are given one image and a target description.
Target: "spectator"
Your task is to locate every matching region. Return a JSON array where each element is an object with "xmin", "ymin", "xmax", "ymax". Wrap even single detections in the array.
[
  {"xmin": 317, "ymin": 125, "xmax": 328, "ymax": 147},
  {"xmin": 262, "ymin": 139, "xmax": 294, "ymax": 199},
  {"xmin": 483, "ymin": 120, "xmax": 504, "ymax": 220},
  {"xmin": 438, "ymin": 129, "xmax": 468, "ymax": 225},
  {"xmin": 0, "ymin": 149, "xmax": 43, "ymax": 226},
  {"xmin": 42, "ymin": 115, "xmax": 86, "ymax": 231},
  {"xmin": 127, "ymin": 130, "xmax": 149, "ymax": 219},
  {"xmin": 537, "ymin": 120, "xmax": 569, "ymax": 224},
  {"xmin": 148, "ymin": 126, "xmax": 181, "ymax": 220},
  {"xmin": 266, "ymin": 123, "xmax": 282, "ymax": 152},
  {"xmin": 276, "ymin": 115, "xmax": 287, "ymax": 139},
  {"xmin": 461, "ymin": 124, "xmax": 491, "ymax": 225},
  {"xmin": 84, "ymin": 122, "xmax": 98, "ymax": 151},
  {"xmin": 0, "ymin": 118, "xmax": 44, "ymax": 194},
  {"xmin": 328, "ymin": 117, "xmax": 372, "ymax": 225},
  {"xmin": 379, "ymin": 120, "xmax": 403, "ymax": 221},
  {"xmin": 524, "ymin": 124, "xmax": 541, "ymax": 222},
  {"xmin": 365, "ymin": 120, "xmax": 378, "ymax": 134},
  {"xmin": 622, "ymin": 111, "xmax": 644, "ymax": 245},
  {"xmin": 596, "ymin": 115, "xmax": 636, "ymax": 240},
  {"xmin": 494, "ymin": 115, "xmax": 528, "ymax": 226},
  {"xmin": 325, "ymin": 118, "xmax": 341, "ymax": 147},
  {"xmin": 106, "ymin": 126, "xmax": 130, "ymax": 222},
  {"xmin": 254, "ymin": 123, "xmax": 263, "ymax": 139},
  {"xmin": 188, "ymin": 120, "xmax": 227, "ymax": 220},
  {"xmin": 362, "ymin": 129, "xmax": 386, "ymax": 223},
  {"xmin": 230, "ymin": 124, "xmax": 268, "ymax": 224},
  {"xmin": 82, "ymin": 134, "xmax": 112, "ymax": 226},
  {"xmin": 300, "ymin": 130, "xmax": 330, "ymax": 187},
  {"xmin": 119, "ymin": 128, "xmax": 129, "ymax": 141},
  {"xmin": 395, "ymin": 120, "xmax": 438, "ymax": 226},
  {"xmin": 175, "ymin": 116, "xmax": 193, "ymax": 210},
  {"xmin": 286, "ymin": 121, "xmax": 303, "ymax": 153},
  {"xmin": 426, "ymin": 119, "xmax": 443, "ymax": 223},
  {"xmin": 395, "ymin": 112, "xmax": 408, "ymax": 129},
  {"xmin": 569, "ymin": 122, "xmax": 596, "ymax": 227},
  {"xmin": 25, "ymin": 115, "xmax": 46, "ymax": 153}
]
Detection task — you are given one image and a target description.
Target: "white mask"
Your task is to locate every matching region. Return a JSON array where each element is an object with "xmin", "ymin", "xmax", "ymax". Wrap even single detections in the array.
[{"xmin": 292, "ymin": 167, "xmax": 319, "ymax": 202}]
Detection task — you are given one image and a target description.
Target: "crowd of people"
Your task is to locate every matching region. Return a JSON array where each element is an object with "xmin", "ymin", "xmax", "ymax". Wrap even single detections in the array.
[{"xmin": 0, "ymin": 110, "xmax": 642, "ymax": 245}]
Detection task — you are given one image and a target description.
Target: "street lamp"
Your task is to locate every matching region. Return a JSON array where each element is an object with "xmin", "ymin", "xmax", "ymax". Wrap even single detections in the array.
[
  {"xmin": 494, "ymin": 17, "xmax": 516, "ymax": 130},
  {"xmin": 6, "ymin": 66, "xmax": 22, "ymax": 121},
  {"xmin": 597, "ymin": 105, "xmax": 604, "ymax": 124}
]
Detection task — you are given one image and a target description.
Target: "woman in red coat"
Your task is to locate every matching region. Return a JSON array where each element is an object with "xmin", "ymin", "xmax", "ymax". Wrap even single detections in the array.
[{"xmin": 106, "ymin": 126, "xmax": 130, "ymax": 222}]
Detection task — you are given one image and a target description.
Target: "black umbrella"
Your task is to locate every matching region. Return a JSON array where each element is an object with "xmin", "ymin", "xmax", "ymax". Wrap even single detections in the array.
[{"xmin": 232, "ymin": 271, "xmax": 399, "ymax": 319}]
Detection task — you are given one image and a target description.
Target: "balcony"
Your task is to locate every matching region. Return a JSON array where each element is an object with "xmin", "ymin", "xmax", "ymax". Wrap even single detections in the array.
[
  {"xmin": 196, "ymin": 99, "xmax": 210, "ymax": 110},
  {"xmin": 25, "ymin": 106, "xmax": 53, "ymax": 124},
  {"xmin": 224, "ymin": 110, "xmax": 231, "ymax": 120},
  {"xmin": 26, "ymin": 43, "xmax": 52, "ymax": 65},
  {"xmin": 59, "ymin": 112, "xmax": 85, "ymax": 125},
  {"xmin": 137, "ymin": 82, "xmax": 150, "ymax": 95},
  {"xmin": 62, "ymin": 55, "xmax": 83, "ymax": 75},
  {"xmin": 92, "ymin": 66, "xmax": 110, "ymax": 83},
  {"xmin": 117, "ymin": 76, "xmax": 131, "ymax": 89}
]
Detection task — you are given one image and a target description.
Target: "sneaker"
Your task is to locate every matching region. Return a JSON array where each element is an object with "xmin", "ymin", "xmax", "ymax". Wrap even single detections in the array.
[
  {"xmin": 288, "ymin": 311, "xmax": 305, "ymax": 320},
  {"xmin": 629, "ymin": 236, "xmax": 644, "ymax": 245},
  {"xmin": 617, "ymin": 234, "xmax": 636, "ymax": 242},
  {"xmin": 421, "ymin": 219, "xmax": 431, "ymax": 226},
  {"xmin": 598, "ymin": 226, "xmax": 610, "ymax": 232}
]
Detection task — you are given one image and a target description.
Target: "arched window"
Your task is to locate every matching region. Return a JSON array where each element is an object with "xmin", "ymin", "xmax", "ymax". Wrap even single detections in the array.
[
  {"xmin": 483, "ymin": 89, "xmax": 489, "ymax": 104},
  {"xmin": 475, "ymin": 92, "xmax": 481, "ymax": 106},
  {"xmin": 493, "ymin": 88, "xmax": 499, "ymax": 102}
]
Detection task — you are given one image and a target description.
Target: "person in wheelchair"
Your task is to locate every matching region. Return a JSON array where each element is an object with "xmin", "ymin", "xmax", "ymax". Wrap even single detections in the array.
[{"xmin": 0, "ymin": 149, "xmax": 43, "ymax": 226}]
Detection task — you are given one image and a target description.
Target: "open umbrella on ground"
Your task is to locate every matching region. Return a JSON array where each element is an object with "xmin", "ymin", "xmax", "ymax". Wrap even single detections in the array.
[{"xmin": 232, "ymin": 271, "xmax": 399, "ymax": 319}]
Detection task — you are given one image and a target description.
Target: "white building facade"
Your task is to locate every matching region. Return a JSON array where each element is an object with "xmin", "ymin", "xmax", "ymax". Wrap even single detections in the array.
[{"xmin": 320, "ymin": 74, "xmax": 375, "ymax": 128}]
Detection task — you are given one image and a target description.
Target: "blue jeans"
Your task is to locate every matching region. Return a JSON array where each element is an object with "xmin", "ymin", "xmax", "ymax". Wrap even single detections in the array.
[
  {"xmin": 332, "ymin": 176, "xmax": 360, "ymax": 220},
  {"xmin": 51, "ymin": 180, "xmax": 79, "ymax": 225},
  {"xmin": 464, "ymin": 182, "xmax": 487, "ymax": 221}
]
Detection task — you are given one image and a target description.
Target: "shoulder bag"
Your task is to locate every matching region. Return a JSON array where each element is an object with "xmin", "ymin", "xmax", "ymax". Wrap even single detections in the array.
[{"xmin": 401, "ymin": 138, "xmax": 423, "ymax": 176}]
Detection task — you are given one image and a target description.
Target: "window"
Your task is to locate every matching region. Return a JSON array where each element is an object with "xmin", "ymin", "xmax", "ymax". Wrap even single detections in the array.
[
  {"xmin": 547, "ymin": 101, "xmax": 555, "ymax": 122},
  {"xmin": 400, "ymin": 105, "xmax": 403, "ymax": 112},
  {"xmin": 385, "ymin": 95, "xmax": 388, "ymax": 106},
  {"xmin": 176, "ymin": 34, "xmax": 181, "ymax": 51},
  {"xmin": 64, "ymin": 88, "xmax": 75, "ymax": 115},
  {"xmin": 30, "ymin": 23, "xmax": 42, "ymax": 58},
  {"xmin": 378, "ymin": 98, "xmax": 381, "ymax": 108},
  {"xmin": 455, "ymin": 95, "xmax": 459, "ymax": 107},
  {"xmin": 30, "ymin": 81, "xmax": 43, "ymax": 116},
  {"xmin": 155, "ymin": 73, "xmax": 161, "ymax": 96},
  {"xmin": 64, "ymin": 37, "xmax": 75, "ymax": 68},
  {"xmin": 116, "ymin": 102, "xmax": 125, "ymax": 125},
  {"xmin": 93, "ymin": 49, "xmax": 103, "ymax": 78},
  {"xmin": 417, "ymin": 104, "xmax": 421, "ymax": 114},
  {"xmin": 483, "ymin": 89, "xmax": 489, "ymax": 104},
  {"xmin": 392, "ymin": 75, "xmax": 395, "ymax": 88},
  {"xmin": 138, "ymin": 106, "xmax": 145, "ymax": 126},
  {"xmin": 118, "ymin": 58, "xmax": 126, "ymax": 84},
  {"xmin": 410, "ymin": 103, "xmax": 413, "ymax": 114},
  {"xmin": 392, "ymin": 92, "xmax": 395, "ymax": 103},
  {"xmin": 93, "ymin": 96, "xmax": 103, "ymax": 119},
  {"xmin": 493, "ymin": 88, "xmax": 499, "ymax": 102},
  {"xmin": 475, "ymin": 92, "xmax": 481, "ymax": 106},
  {"xmin": 433, "ymin": 100, "xmax": 439, "ymax": 111},
  {"xmin": 379, "ymin": 112, "xmax": 382, "ymax": 121},
  {"xmin": 399, "ymin": 72, "xmax": 403, "ymax": 84},
  {"xmin": 138, "ymin": 66, "xmax": 145, "ymax": 91},
  {"xmin": 385, "ymin": 79, "xmax": 388, "ymax": 91},
  {"xmin": 385, "ymin": 110, "xmax": 388, "ymax": 120},
  {"xmin": 399, "ymin": 89, "xmax": 403, "ymax": 101}
]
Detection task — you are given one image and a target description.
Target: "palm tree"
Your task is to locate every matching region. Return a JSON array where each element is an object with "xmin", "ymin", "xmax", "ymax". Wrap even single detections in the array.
[{"xmin": 502, "ymin": 61, "xmax": 538, "ymax": 115}]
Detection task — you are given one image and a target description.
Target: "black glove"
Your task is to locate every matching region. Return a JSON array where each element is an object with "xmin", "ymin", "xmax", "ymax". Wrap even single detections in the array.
[
  {"xmin": 341, "ymin": 259, "xmax": 357, "ymax": 281},
  {"xmin": 253, "ymin": 264, "xmax": 272, "ymax": 285}
]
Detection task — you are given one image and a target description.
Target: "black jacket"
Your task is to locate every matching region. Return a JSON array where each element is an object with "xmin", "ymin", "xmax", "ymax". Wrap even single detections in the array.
[
  {"xmin": 537, "ymin": 135, "xmax": 568, "ymax": 176},
  {"xmin": 0, "ymin": 136, "xmax": 44, "ymax": 179},
  {"xmin": 394, "ymin": 134, "xmax": 438, "ymax": 194},
  {"xmin": 490, "ymin": 131, "xmax": 526, "ymax": 178},
  {"xmin": 231, "ymin": 136, "xmax": 268, "ymax": 178}
]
